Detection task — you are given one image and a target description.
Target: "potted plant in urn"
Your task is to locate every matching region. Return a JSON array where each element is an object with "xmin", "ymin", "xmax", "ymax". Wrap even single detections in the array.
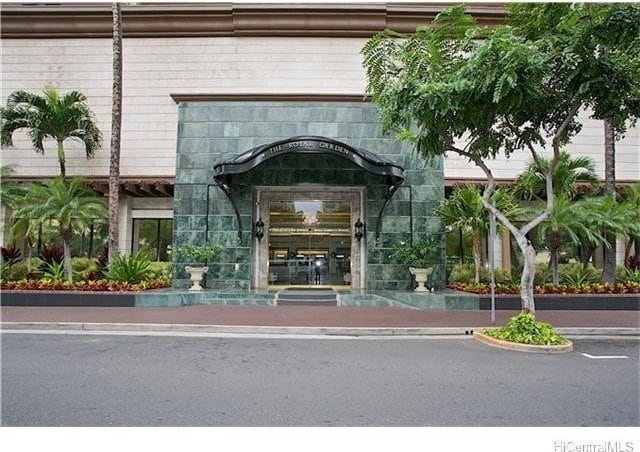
[
  {"xmin": 394, "ymin": 235, "xmax": 440, "ymax": 292},
  {"xmin": 176, "ymin": 243, "xmax": 222, "ymax": 291}
]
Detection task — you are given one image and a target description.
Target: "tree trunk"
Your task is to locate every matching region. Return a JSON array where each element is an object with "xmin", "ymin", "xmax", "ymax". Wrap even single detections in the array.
[
  {"xmin": 108, "ymin": 2, "xmax": 123, "ymax": 263},
  {"xmin": 518, "ymin": 237, "xmax": 536, "ymax": 316},
  {"xmin": 602, "ymin": 120, "xmax": 617, "ymax": 283},
  {"xmin": 472, "ymin": 234, "xmax": 482, "ymax": 284},
  {"xmin": 551, "ymin": 247, "xmax": 559, "ymax": 286},
  {"xmin": 63, "ymin": 239, "xmax": 72, "ymax": 283},
  {"xmin": 57, "ymin": 140, "xmax": 66, "ymax": 178}
]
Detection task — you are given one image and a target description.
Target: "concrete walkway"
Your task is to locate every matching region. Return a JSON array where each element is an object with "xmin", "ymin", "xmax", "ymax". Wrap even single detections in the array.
[{"xmin": 1, "ymin": 306, "xmax": 639, "ymax": 337}]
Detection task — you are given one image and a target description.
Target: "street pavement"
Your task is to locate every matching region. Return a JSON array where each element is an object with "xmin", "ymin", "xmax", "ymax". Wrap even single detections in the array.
[
  {"xmin": 2, "ymin": 305, "xmax": 639, "ymax": 328},
  {"xmin": 1, "ymin": 333, "xmax": 638, "ymax": 427}
]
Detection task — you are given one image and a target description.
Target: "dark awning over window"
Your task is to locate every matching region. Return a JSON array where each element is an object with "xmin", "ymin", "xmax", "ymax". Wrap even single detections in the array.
[{"xmin": 213, "ymin": 135, "xmax": 404, "ymax": 189}]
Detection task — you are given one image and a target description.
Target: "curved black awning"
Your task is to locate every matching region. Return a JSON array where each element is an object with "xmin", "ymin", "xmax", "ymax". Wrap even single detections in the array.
[
  {"xmin": 213, "ymin": 136, "xmax": 404, "ymax": 188},
  {"xmin": 213, "ymin": 136, "xmax": 405, "ymax": 244}
]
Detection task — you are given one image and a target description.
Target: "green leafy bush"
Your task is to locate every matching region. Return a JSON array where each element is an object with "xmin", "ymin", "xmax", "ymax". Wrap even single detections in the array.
[
  {"xmin": 448, "ymin": 263, "xmax": 482, "ymax": 284},
  {"xmin": 71, "ymin": 257, "xmax": 98, "ymax": 281},
  {"xmin": 147, "ymin": 261, "xmax": 172, "ymax": 281},
  {"xmin": 104, "ymin": 251, "xmax": 152, "ymax": 284},
  {"xmin": 559, "ymin": 263, "xmax": 601, "ymax": 286},
  {"xmin": 619, "ymin": 268, "xmax": 640, "ymax": 284},
  {"xmin": 483, "ymin": 312, "xmax": 567, "ymax": 345},
  {"xmin": 41, "ymin": 261, "xmax": 66, "ymax": 282},
  {"xmin": 2, "ymin": 257, "xmax": 43, "ymax": 281},
  {"xmin": 175, "ymin": 243, "xmax": 222, "ymax": 265},
  {"xmin": 448, "ymin": 263, "xmax": 515, "ymax": 285},
  {"xmin": 533, "ymin": 263, "xmax": 550, "ymax": 285}
]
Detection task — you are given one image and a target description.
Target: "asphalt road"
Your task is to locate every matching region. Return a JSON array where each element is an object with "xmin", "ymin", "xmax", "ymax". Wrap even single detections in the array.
[{"xmin": 1, "ymin": 333, "xmax": 638, "ymax": 426}]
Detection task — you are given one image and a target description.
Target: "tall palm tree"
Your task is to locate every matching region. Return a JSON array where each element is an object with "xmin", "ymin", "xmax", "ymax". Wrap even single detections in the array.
[
  {"xmin": 602, "ymin": 120, "xmax": 617, "ymax": 282},
  {"xmin": 108, "ymin": 2, "xmax": 123, "ymax": 263},
  {"xmin": 10, "ymin": 177, "xmax": 107, "ymax": 282},
  {"xmin": 436, "ymin": 185, "xmax": 521, "ymax": 283},
  {"xmin": 513, "ymin": 150, "xmax": 599, "ymax": 201},
  {"xmin": 0, "ymin": 87, "xmax": 102, "ymax": 178}
]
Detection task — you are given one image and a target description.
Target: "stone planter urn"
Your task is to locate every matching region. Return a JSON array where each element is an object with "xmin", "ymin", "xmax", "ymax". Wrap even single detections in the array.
[
  {"xmin": 409, "ymin": 267, "xmax": 433, "ymax": 292},
  {"xmin": 185, "ymin": 266, "xmax": 208, "ymax": 291}
]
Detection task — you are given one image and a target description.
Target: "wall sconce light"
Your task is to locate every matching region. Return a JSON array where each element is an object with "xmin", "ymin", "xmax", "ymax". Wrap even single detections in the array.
[
  {"xmin": 255, "ymin": 218, "xmax": 265, "ymax": 241},
  {"xmin": 354, "ymin": 218, "xmax": 365, "ymax": 242}
]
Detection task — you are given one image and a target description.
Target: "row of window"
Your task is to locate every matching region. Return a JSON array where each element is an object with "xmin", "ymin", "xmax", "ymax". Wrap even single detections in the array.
[{"xmin": 21, "ymin": 218, "xmax": 173, "ymax": 262}]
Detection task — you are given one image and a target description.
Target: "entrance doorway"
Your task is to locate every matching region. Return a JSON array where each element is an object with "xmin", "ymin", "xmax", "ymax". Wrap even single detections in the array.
[{"xmin": 253, "ymin": 187, "xmax": 365, "ymax": 290}]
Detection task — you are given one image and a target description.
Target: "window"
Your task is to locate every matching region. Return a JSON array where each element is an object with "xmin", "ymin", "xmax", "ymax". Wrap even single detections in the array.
[{"xmin": 131, "ymin": 219, "xmax": 173, "ymax": 261}]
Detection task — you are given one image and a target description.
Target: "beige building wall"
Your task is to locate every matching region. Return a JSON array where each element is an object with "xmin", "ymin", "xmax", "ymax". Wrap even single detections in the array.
[{"xmin": 2, "ymin": 37, "xmax": 638, "ymax": 182}]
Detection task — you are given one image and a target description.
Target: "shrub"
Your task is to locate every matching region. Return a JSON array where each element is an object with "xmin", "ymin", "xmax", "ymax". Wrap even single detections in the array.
[
  {"xmin": 626, "ymin": 255, "xmax": 640, "ymax": 271},
  {"xmin": 175, "ymin": 243, "xmax": 223, "ymax": 265},
  {"xmin": 39, "ymin": 244, "xmax": 64, "ymax": 265},
  {"xmin": 559, "ymin": 263, "xmax": 601, "ymax": 286},
  {"xmin": 448, "ymin": 263, "xmax": 515, "ymax": 285},
  {"xmin": 619, "ymin": 268, "xmax": 640, "ymax": 284},
  {"xmin": 533, "ymin": 263, "xmax": 550, "ymax": 285},
  {"xmin": 71, "ymin": 257, "xmax": 98, "ymax": 281},
  {"xmin": 41, "ymin": 261, "xmax": 66, "ymax": 282},
  {"xmin": 448, "ymin": 263, "xmax": 480, "ymax": 284},
  {"xmin": 147, "ymin": 261, "xmax": 171, "ymax": 281},
  {"xmin": 483, "ymin": 312, "xmax": 567, "ymax": 345},
  {"xmin": 1, "ymin": 244, "xmax": 21, "ymax": 264},
  {"xmin": 3, "ymin": 257, "xmax": 43, "ymax": 281},
  {"xmin": 104, "ymin": 251, "xmax": 152, "ymax": 284}
]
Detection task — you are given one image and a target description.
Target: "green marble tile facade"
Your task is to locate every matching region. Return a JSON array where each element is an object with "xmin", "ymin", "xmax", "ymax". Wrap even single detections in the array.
[{"xmin": 173, "ymin": 102, "xmax": 444, "ymax": 290}]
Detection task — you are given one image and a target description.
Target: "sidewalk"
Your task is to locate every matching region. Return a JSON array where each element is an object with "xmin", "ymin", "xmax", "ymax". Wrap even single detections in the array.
[{"xmin": 2, "ymin": 305, "xmax": 639, "ymax": 337}]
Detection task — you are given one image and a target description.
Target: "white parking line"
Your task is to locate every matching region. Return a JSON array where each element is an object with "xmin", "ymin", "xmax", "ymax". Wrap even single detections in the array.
[{"xmin": 581, "ymin": 353, "xmax": 629, "ymax": 359}]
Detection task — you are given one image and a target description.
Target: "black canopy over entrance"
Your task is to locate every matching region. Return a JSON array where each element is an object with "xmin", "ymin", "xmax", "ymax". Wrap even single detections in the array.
[{"xmin": 213, "ymin": 136, "xmax": 405, "ymax": 243}]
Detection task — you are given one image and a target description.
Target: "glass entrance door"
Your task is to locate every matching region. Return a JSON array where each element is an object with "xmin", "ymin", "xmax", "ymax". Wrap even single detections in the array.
[
  {"xmin": 267, "ymin": 200, "xmax": 351, "ymax": 287},
  {"xmin": 253, "ymin": 187, "xmax": 364, "ymax": 290}
]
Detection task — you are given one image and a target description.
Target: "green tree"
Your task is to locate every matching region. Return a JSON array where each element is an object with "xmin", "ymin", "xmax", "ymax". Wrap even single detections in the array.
[
  {"xmin": 532, "ymin": 195, "xmax": 614, "ymax": 285},
  {"xmin": 362, "ymin": 5, "xmax": 640, "ymax": 315},
  {"xmin": 510, "ymin": 3, "xmax": 640, "ymax": 283},
  {"xmin": 513, "ymin": 151, "xmax": 599, "ymax": 201},
  {"xmin": 10, "ymin": 177, "xmax": 106, "ymax": 282},
  {"xmin": 619, "ymin": 185, "xmax": 640, "ymax": 261},
  {"xmin": 436, "ymin": 185, "xmax": 520, "ymax": 283},
  {"xmin": 0, "ymin": 87, "xmax": 102, "ymax": 178}
]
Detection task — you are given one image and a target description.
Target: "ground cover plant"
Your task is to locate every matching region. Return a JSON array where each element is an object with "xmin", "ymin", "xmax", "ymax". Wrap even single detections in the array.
[{"xmin": 483, "ymin": 312, "xmax": 568, "ymax": 346}]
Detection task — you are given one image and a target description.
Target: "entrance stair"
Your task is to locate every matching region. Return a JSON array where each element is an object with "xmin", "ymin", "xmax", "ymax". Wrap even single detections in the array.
[{"xmin": 275, "ymin": 288, "xmax": 338, "ymax": 306}]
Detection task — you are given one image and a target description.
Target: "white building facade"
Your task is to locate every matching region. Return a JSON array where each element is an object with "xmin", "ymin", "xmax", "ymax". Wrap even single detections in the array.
[{"xmin": 1, "ymin": 3, "xmax": 638, "ymax": 286}]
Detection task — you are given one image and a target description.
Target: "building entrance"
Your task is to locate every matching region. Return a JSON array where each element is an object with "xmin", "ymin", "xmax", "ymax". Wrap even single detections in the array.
[{"xmin": 253, "ymin": 187, "xmax": 365, "ymax": 290}]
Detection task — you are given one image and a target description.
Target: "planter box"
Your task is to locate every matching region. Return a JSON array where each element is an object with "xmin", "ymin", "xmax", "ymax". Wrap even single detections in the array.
[
  {"xmin": 478, "ymin": 294, "xmax": 640, "ymax": 310},
  {"xmin": 1, "ymin": 291, "xmax": 136, "ymax": 307}
]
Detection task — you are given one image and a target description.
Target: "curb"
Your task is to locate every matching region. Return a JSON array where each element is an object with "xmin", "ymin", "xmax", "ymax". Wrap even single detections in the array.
[
  {"xmin": 1, "ymin": 322, "xmax": 639, "ymax": 338},
  {"xmin": 474, "ymin": 331, "xmax": 574, "ymax": 353},
  {"xmin": 0, "ymin": 322, "xmax": 475, "ymax": 336}
]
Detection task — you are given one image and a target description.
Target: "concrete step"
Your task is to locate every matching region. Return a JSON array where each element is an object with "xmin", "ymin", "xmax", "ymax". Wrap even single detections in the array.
[{"xmin": 275, "ymin": 288, "xmax": 338, "ymax": 306}]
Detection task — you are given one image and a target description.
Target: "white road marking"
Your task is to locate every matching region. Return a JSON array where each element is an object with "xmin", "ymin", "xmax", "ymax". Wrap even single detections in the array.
[{"xmin": 581, "ymin": 353, "xmax": 629, "ymax": 359}]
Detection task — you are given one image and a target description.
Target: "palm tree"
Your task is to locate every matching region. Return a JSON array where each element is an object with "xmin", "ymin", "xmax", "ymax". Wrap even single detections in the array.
[
  {"xmin": 108, "ymin": 2, "xmax": 123, "ymax": 263},
  {"xmin": 513, "ymin": 150, "xmax": 599, "ymax": 201},
  {"xmin": 10, "ymin": 177, "xmax": 107, "ymax": 282},
  {"xmin": 0, "ymin": 165, "xmax": 26, "ymax": 207},
  {"xmin": 0, "ymin": 87, "xmax": 102, "ymax": 178},
  {"xmin": 436, "ymin": 185, "xmax": 521, "ymax": 283},
  {"xmin": 533, "ymin": 195, "xmax": 616, "ymax": 285},
  {"xmin": 602, "ymin": 120, "xmax": 617, "ymax": 282},
  {"xmin": 619, "ymin": 185, "xmax": 640, "ymax": 261}
]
